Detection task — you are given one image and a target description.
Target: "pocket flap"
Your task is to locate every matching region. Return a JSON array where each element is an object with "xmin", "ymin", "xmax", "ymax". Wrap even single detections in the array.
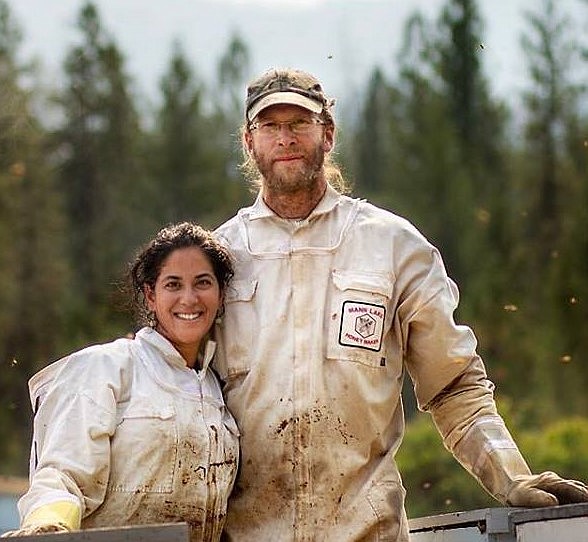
[
  {"xmin": 122, "ymin": 398, "xmax": 175, "ymax": 420},
  {"xmin": 332, "ymin": 270, "xmax": 392, "ymax": 298},
  {"xmin": 225, "ymin": 279, "xmax": 258, "ymax": 303}
]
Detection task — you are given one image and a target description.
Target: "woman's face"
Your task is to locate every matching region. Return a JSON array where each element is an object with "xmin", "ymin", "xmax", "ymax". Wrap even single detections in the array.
[{"xmin": 144, "ymin": 246, "xmax": 221, "ymax": 367}]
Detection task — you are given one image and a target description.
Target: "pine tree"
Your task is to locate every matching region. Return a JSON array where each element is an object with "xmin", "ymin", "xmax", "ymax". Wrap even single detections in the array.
[
  {"xmin": 0, "ymin": 0, "xmax": 67, "ymax": 474},
  {"xmin": 354, "ymin": 68, "xmax": 395, "ymax": 196},
  {"xmin": 149, "ymin": 40, "xmax": 213, "ymax": 224},
  {"xmin": 54, "ymin": 1, "xmax": 142, "ymax": 342},
  {"xmin": 433, "ymin": 0, "xmax": 516, "ymax": 389},
  {"xmin": 514, "ymin": 0, "xmax": 587, "ymax": 418},
  {"xmin": 211, "ymin": 33, "xmax": 253, "ymax": 224}
]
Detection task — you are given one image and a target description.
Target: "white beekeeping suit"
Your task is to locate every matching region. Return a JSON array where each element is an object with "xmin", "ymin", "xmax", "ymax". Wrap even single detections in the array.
[
  {"xmin": 7, "ymin": 328, "xmax": 238, "ymax": 542},
  {"xmin": 214, "ymin": 184, "xmax": 588, "ymax": 542}
]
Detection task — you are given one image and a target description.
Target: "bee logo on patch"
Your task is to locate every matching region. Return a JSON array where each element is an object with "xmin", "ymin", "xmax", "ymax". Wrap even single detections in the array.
[{"xmin": 338, "ymin": 301, "xmax": 385, "ymax": 351}]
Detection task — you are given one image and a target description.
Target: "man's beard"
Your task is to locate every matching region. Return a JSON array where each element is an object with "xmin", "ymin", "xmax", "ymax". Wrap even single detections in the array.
[{"xmin": 253, "ymin": 146, "xmax": 325, "ymax": 194}]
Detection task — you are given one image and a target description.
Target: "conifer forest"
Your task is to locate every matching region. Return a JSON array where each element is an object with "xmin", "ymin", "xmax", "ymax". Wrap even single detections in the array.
[{"xmin": 1, "ymin": 0, "xmax": 587, "ymax": 517}]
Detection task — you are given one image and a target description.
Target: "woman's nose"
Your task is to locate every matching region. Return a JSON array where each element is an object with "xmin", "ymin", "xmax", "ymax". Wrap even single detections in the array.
[{"xmin": 181, "ymin": 287, "xmax": 200, "ymax": 303}]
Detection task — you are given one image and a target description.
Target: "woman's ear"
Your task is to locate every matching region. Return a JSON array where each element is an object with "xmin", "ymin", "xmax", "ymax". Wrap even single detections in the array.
[{"xmin": 144, "ymin": 284, "xmax": 156, "ymax": 311}]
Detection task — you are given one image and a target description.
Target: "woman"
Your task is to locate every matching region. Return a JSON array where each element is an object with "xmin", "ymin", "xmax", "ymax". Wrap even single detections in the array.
[{"xmin": 3, "ymin": 222, "xmax": 239, "ymax": 541}]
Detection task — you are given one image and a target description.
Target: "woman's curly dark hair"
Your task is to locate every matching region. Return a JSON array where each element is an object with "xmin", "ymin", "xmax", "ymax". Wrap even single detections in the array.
[{"xmin": 127, "ymin": 222, "xmax": 234, "ymax": 327}]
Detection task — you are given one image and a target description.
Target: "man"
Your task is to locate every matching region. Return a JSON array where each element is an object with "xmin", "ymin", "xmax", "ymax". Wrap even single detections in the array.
[{"xmin": 213, "ymin": 67, "xmax": 588, "ymax": 541}]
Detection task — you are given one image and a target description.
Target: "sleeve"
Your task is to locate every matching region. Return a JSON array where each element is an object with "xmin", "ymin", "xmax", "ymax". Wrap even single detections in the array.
[
  {"xmin": 17, "ymin": 350, "xmax": 120, "ymax": 527},
  {"xmin": 393, "ymin": 232, "xmax": 532, "ymax": 503},
  {"xmin": 425, "ymin": 361, "xmax": 532, "ymax": 503},
  {"xmin": 395, "ymin": 237, "xmax": 478, "ymax": 408}
]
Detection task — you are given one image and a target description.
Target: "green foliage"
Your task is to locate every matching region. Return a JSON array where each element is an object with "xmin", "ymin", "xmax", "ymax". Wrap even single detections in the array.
[
  {"xmin": 0, "ymin": 0, "xmax": 68, "ymax": 474},
  {"xmin": 144, "ymin": 33, "xmax": 253, "ymax": 230},
  {"xmin": 148, "ymin": 39, "xmax": 212, "ymax": 224},
  {"xmin": 0, "ymin": 0, "xmax": 587, "ymax": 498},
  {"xmin": 396, "ymin": 413, "xmax": 495, "ymax": 519},
  {"xmin": 54, "ymin": 1, "xmax": 144, "ymax": 342},
  {"xmin": 496, "ymin": 0, "xmax": 588, "ymax": 415},
  {"xmin": 519, "ymin": 417, "xmax": 588, "ymax": 479},
  {"xmin": 397, "ymin": 410, "xmax": 588, "ymax": 519}
]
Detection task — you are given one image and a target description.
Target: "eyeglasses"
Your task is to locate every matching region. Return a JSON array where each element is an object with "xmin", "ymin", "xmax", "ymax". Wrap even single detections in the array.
[{"xmin": 249, "ymin": 118, "xmax": 325, "ymax": 136}]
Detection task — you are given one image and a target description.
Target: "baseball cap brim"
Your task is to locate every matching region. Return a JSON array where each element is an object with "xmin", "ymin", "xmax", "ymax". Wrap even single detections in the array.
[{"xmin": 247, "ymin": 91, "xmax": 323, "ymax": 121}]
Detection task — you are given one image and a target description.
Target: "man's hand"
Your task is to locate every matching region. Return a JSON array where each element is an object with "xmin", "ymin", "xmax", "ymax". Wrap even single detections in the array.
[
  {"xmin": 1, "ymin": 523, "xmax": 70, "ymax": 537},
  {"xmin": 506, "ymin": 471, "xmax": 588, "ymax": 507}
]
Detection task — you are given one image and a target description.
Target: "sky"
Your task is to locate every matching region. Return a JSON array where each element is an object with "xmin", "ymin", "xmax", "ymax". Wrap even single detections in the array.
[{"xmin": 7, "ymin": 0, "xmax": 587, "ymax": 115}]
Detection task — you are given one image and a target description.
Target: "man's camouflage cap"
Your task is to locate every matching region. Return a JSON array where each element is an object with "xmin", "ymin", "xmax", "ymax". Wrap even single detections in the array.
[{"xmin": 245, "ymin": 68, "xmax": 334, "ymax": 122}]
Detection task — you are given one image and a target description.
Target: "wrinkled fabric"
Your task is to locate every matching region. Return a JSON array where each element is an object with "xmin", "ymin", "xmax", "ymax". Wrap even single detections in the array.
[
  {"xmin": 18, "ymin": 328, "xmax": 239, "ymax": 542},
  {"xmin": 426, "ymin": 368, "xmax": 532, "ymax": 502},
  {"xmin": 1, "ymin": 522, "xmax": 69, "ymax": 537},
  {"xmin": 214, "ymin": 186, "xmax": 492, "ymax": 542}
]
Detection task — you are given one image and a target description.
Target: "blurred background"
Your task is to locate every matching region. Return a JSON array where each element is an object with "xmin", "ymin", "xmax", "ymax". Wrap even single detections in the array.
[{"xmin": 1, "ymin": 0, "xmax": 587, "ymax": 525}]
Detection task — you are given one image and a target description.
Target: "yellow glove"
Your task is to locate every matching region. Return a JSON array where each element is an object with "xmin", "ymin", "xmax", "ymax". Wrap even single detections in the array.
[
  {"xmin": 1, "ymin": 500, "xmax": 81, "ymax": 537},
  {"xmin": 506, "ymin": 471, "xmax": 588, "ymax": 507}
]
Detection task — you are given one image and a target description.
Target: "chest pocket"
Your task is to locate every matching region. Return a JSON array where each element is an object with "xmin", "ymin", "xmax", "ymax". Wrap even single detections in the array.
[
  {"xmin": 216, "ymin": 278, "xmax": 258, "ymax": 382},
  {"xmin": 327, "ymin": 270, "xmax": 393, "ymax": 368},
  {"xmin": 109, "ymin": 397, "xmax": 177, "ymax": 493}
]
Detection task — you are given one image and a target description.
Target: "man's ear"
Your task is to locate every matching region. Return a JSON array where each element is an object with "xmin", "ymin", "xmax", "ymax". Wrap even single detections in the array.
[
  {"xmin": 244, "ymin": 129, "xmax": 254, "ymax": 155},
  {"xmin": 323, "ymin": 123, "xmax": 335, "ymax": 153}
]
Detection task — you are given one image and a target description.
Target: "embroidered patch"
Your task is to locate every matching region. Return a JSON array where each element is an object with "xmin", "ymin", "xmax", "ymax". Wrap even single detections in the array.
[{"xmin": 338, "ymin": 301, "xmax": 386, "ymax": 351}]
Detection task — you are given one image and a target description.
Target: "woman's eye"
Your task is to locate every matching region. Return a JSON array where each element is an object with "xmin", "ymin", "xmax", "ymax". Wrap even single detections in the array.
[{"xmin": 164, "ymin": 281, "xmax": 180, "ymax": 290}]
